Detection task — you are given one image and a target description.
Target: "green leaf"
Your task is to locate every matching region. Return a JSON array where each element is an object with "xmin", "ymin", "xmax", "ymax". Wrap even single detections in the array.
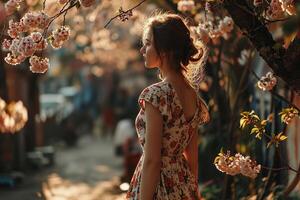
[
  {"xmin": 250, "ymin": 127, "xmax": 259, "ymax": 135},
  {"xmin": 280, "ymin": 135, "xmax": 288, "ymax": 141},
  {"xmin": 255, "ymin": 133, "xmax": 262, "ymax": 140},
  {"xmin": 240, "ymin": 119, "xmax": 246, "ymax": 128},
  {"xmin": 276, "ymin": 132, "xmax": 288, "ymax": 141}
]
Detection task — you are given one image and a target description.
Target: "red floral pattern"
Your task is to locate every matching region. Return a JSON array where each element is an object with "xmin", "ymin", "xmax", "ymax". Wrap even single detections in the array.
[{"xmin": 126, "ymin": 81, "xmax": 210, "ymax": 200}]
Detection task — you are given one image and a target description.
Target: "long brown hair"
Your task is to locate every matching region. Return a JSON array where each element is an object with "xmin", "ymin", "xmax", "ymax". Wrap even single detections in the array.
[{"xmin": 143, "ymin": 12, "xmax": 203, "ymax": 73}]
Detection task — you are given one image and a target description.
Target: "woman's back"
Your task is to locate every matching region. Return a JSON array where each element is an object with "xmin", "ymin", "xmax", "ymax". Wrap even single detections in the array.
[{"xmin": 167, "ymin": 78, "xmax": 198, "ymax": 123}]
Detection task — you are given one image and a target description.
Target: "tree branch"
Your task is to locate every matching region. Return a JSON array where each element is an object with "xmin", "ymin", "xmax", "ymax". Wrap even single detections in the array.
[{"xmin": 104, "ymin": 0, "xmax": 147, "ymax": 28}]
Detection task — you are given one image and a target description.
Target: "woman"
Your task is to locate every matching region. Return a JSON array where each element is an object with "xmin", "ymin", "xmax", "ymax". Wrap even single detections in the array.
[{"xmin": 126, "ymin": 12, "xmax": 210, "ymax": 200}]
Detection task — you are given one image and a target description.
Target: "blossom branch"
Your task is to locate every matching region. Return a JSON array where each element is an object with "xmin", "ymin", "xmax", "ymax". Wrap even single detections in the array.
[
  {"xmin": 264, "ymin": 17, "xmax": 291, "ymax": 24},
  {"xmin": 104, "ymin": 0, "xmax": 148, "ymax": 28},
  {"xmin": 261, "ymin": 164, "xmax": 298, "ymax": 173},
  {"xmin": 42, "ymin": 0, "xmax": 76, "ymax": 38},
  {"xmin": 223, "ymin": 0, "xmax": 300, "ymax": 94},
  {"xmin": 260, "ymin": 165, "xmax": 290, "ymax": 171},
  {"xmin": 251, "ymin": 70, "xmax": 300, "ymax": 112},
  {"xmin": 43, "ymin": 0, "xmax": 47, "ymax": 10}
]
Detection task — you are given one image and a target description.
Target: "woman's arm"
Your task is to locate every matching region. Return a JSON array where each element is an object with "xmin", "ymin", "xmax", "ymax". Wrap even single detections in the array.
[
  {"xmin": 183, "ymin": 129, "xmax": 199, "ymax": 179},
  {"xmin": 140, "ymin": 101, "xmax": 163, "ymax": 200}
]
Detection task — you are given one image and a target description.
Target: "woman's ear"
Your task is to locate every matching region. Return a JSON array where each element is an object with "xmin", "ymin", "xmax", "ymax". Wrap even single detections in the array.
[{"xmin": 161, "ymin": 52, "xmax": 173, "ymax": 66}]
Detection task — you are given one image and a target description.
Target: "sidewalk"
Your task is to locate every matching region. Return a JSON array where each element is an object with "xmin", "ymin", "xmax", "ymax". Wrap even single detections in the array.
[{"xmin": 0, "ymin": 135, "xmax": 127, "ymax": 200}]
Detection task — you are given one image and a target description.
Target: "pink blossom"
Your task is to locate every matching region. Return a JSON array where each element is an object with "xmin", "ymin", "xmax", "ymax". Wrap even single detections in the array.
[
  {"xmin": 218, "ymin": 16, "xmax": 234, "ymax": 35},
  {"xmin": 36, "ymin": 12, "xmax": 50, "ymax": 29},
  {"xmin": 257, "ymin": 72, "xmax": 277, "ymax": 91},
  {"xmin": 50, "ymin": 26, "xmax": 70, "ymax": 49},
  {"xmin": 215, "ymin": 151, "xmax": 241, "ymax": 176},
  {"xmin": 53, "ymin": 26, "xmax": 70, "ymax": 41},
  {"xmin": 18, "ymin": 19, "xmax": 30, "ymax": 32},
  {"xmin": 22, "ymin": 12, "xmax": 39, "ymax": 28},
  {"xmin": 35, "ymin": 38, "xmax": 48, "ymax": 50},
  {"xmin": 30, "ymin": 32, "xmax": 43, "ymax": 42},
  {"xmin": 29, "ymin": 56, "xmax": 49, "ymax": 73},
  {"xmin": 4, "ymin": 53, "xmax": 25, "ymax": 65},
  {"xmin": 18, "ymin": 36, "xmax": 36, "ymax": 57},
  {"xmin": 9, "ymin": 38, "xmax": 20, "ymax": 55},
  {"xmin": 279, "ymin": 0, "xmax": 296, "ymax": 15},
  {"xmin": 214, "ymin": 151, "xmax": 261, "ymax": 179},
  {"xmin": 50, "ymin": 39, "xmax": 64, "ymax": 49},
  {"xmin": 0, "ymin": 99, "xmax": 28, "ymax": 133},
  {"xmin": 2, "ymin": 39, "xmax": 11, "ymax": 51},
  {"xmin": 21, "ymin": 11, "xmax": 49, "ymax": 30},
  {"xmin": 197, "ymin": 16, "xmax": 234, "ymax": 40},
  {"xmin": 177, "ymin": 0, "xmax": 195, "ymax": 12},
  {"xmin": 239, "ymin": 155, "xmax": 261, "ymax": 179},
  {"xmin": 30, "ymin": 32, "xmax": 48, "ymax": 50},
  {"xmin": 7, "ymin": 20, "xmax": 20, "ymax": 38},
  {"xmin": 209, "ymin": 29, "xmax": 222, "ymax": 39},
  {"xmin": 0, "ymin": 113, "xmax": 15, "ymax": 133},
  {"xmin": 9, "ymin": 101, "xmax": 28, "ymax": 132},
  {"xmin": 266, "ymin": 0, "xmax": 285, "ymax": 20}
]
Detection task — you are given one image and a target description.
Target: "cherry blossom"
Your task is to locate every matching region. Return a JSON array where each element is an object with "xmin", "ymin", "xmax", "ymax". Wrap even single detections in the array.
[
  {"xmin": 218, "ymin": 16, "xmax": 234, "ymax": 35},
  {"xmin": 197, "ymin": 16, "xmax": 234, "ymax": 40},
  {"xmin": 50, "ymin": 26, "xmax": 71, "ymax": 49},
  {"xmin": 18, "ymin": 36, "xmax": 36, "ymax": 57},
  {"xmin": 2, "ymin": 39, "xmax": 11, "ymax": 51},
  {"xmin": 279, "ymin": 0, "xmax": 297, "ymax": 15},
  {"xmin": 0, "ymin": 98, "xmax": 28, "ymax": 133},
  {"xmin": 29, "ymin": 55, "xmax": 50, "ymax": 73},
  {"xmin": 177, "ymin": 0, "xmax": 195, "ymax": 12},
  {"xmin": 266, "ymin": 0, "xmax": 285, "ymax": 20},
  {"xmin": 30, "ymin": 32, "xmax": 48, "ymax": 50},
  {"xmin": 195, "ymin": 27, "xmax": 210, "ymax": 44},
  {"xmin": 8, "ymin": 20, "xmax": 21, "ymax": 38},
  {"xmin": 4, "ymin": 53, "xmax": 25, "ymax": 65},
  {"xmin": 257, "ymin": 72, "xmax": 277, "ymax": 91},
  {"xmin": 21, "ymin": 11, "xmax": 50, "ymax": 30},
  {"xmin": 215, "ymin": 151, "xmax": 261, "ymax": 179}
]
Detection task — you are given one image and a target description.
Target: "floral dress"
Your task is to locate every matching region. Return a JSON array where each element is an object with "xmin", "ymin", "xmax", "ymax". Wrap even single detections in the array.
[{"xmin": 126, "ymin": 80, "xmax": 210, "ymax": 200}]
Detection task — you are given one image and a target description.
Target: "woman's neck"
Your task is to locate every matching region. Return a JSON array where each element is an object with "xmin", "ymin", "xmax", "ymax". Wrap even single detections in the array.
[{"xmin": 160, "ymin": 63, "xmax": 185, "ymax": 85}]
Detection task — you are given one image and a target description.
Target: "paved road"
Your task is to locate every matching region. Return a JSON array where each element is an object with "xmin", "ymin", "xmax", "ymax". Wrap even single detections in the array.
[{"xmin": 0, "ymin": 135, "xmax": 127, "ymax": 200}]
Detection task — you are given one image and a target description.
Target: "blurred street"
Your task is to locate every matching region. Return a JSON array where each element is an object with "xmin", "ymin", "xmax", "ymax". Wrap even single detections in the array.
[{"xmin": 0, "ymin": 135, "xmax": 127, "ymax": 200}]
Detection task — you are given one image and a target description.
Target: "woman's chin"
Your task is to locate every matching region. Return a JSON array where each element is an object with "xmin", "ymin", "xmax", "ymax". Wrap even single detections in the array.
[{"xmin": 144, "ymin": 63, "xmax": 151, "ymax": 68}]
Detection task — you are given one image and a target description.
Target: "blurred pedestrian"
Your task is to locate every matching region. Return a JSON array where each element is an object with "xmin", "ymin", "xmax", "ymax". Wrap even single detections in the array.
[
  {"xmin": 101, "ymin": 103, "xmax": 115, "ymax": 139},
  {"xmin": 113, "ymin": 118, "xmax": 135, "ymax": 156}
]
